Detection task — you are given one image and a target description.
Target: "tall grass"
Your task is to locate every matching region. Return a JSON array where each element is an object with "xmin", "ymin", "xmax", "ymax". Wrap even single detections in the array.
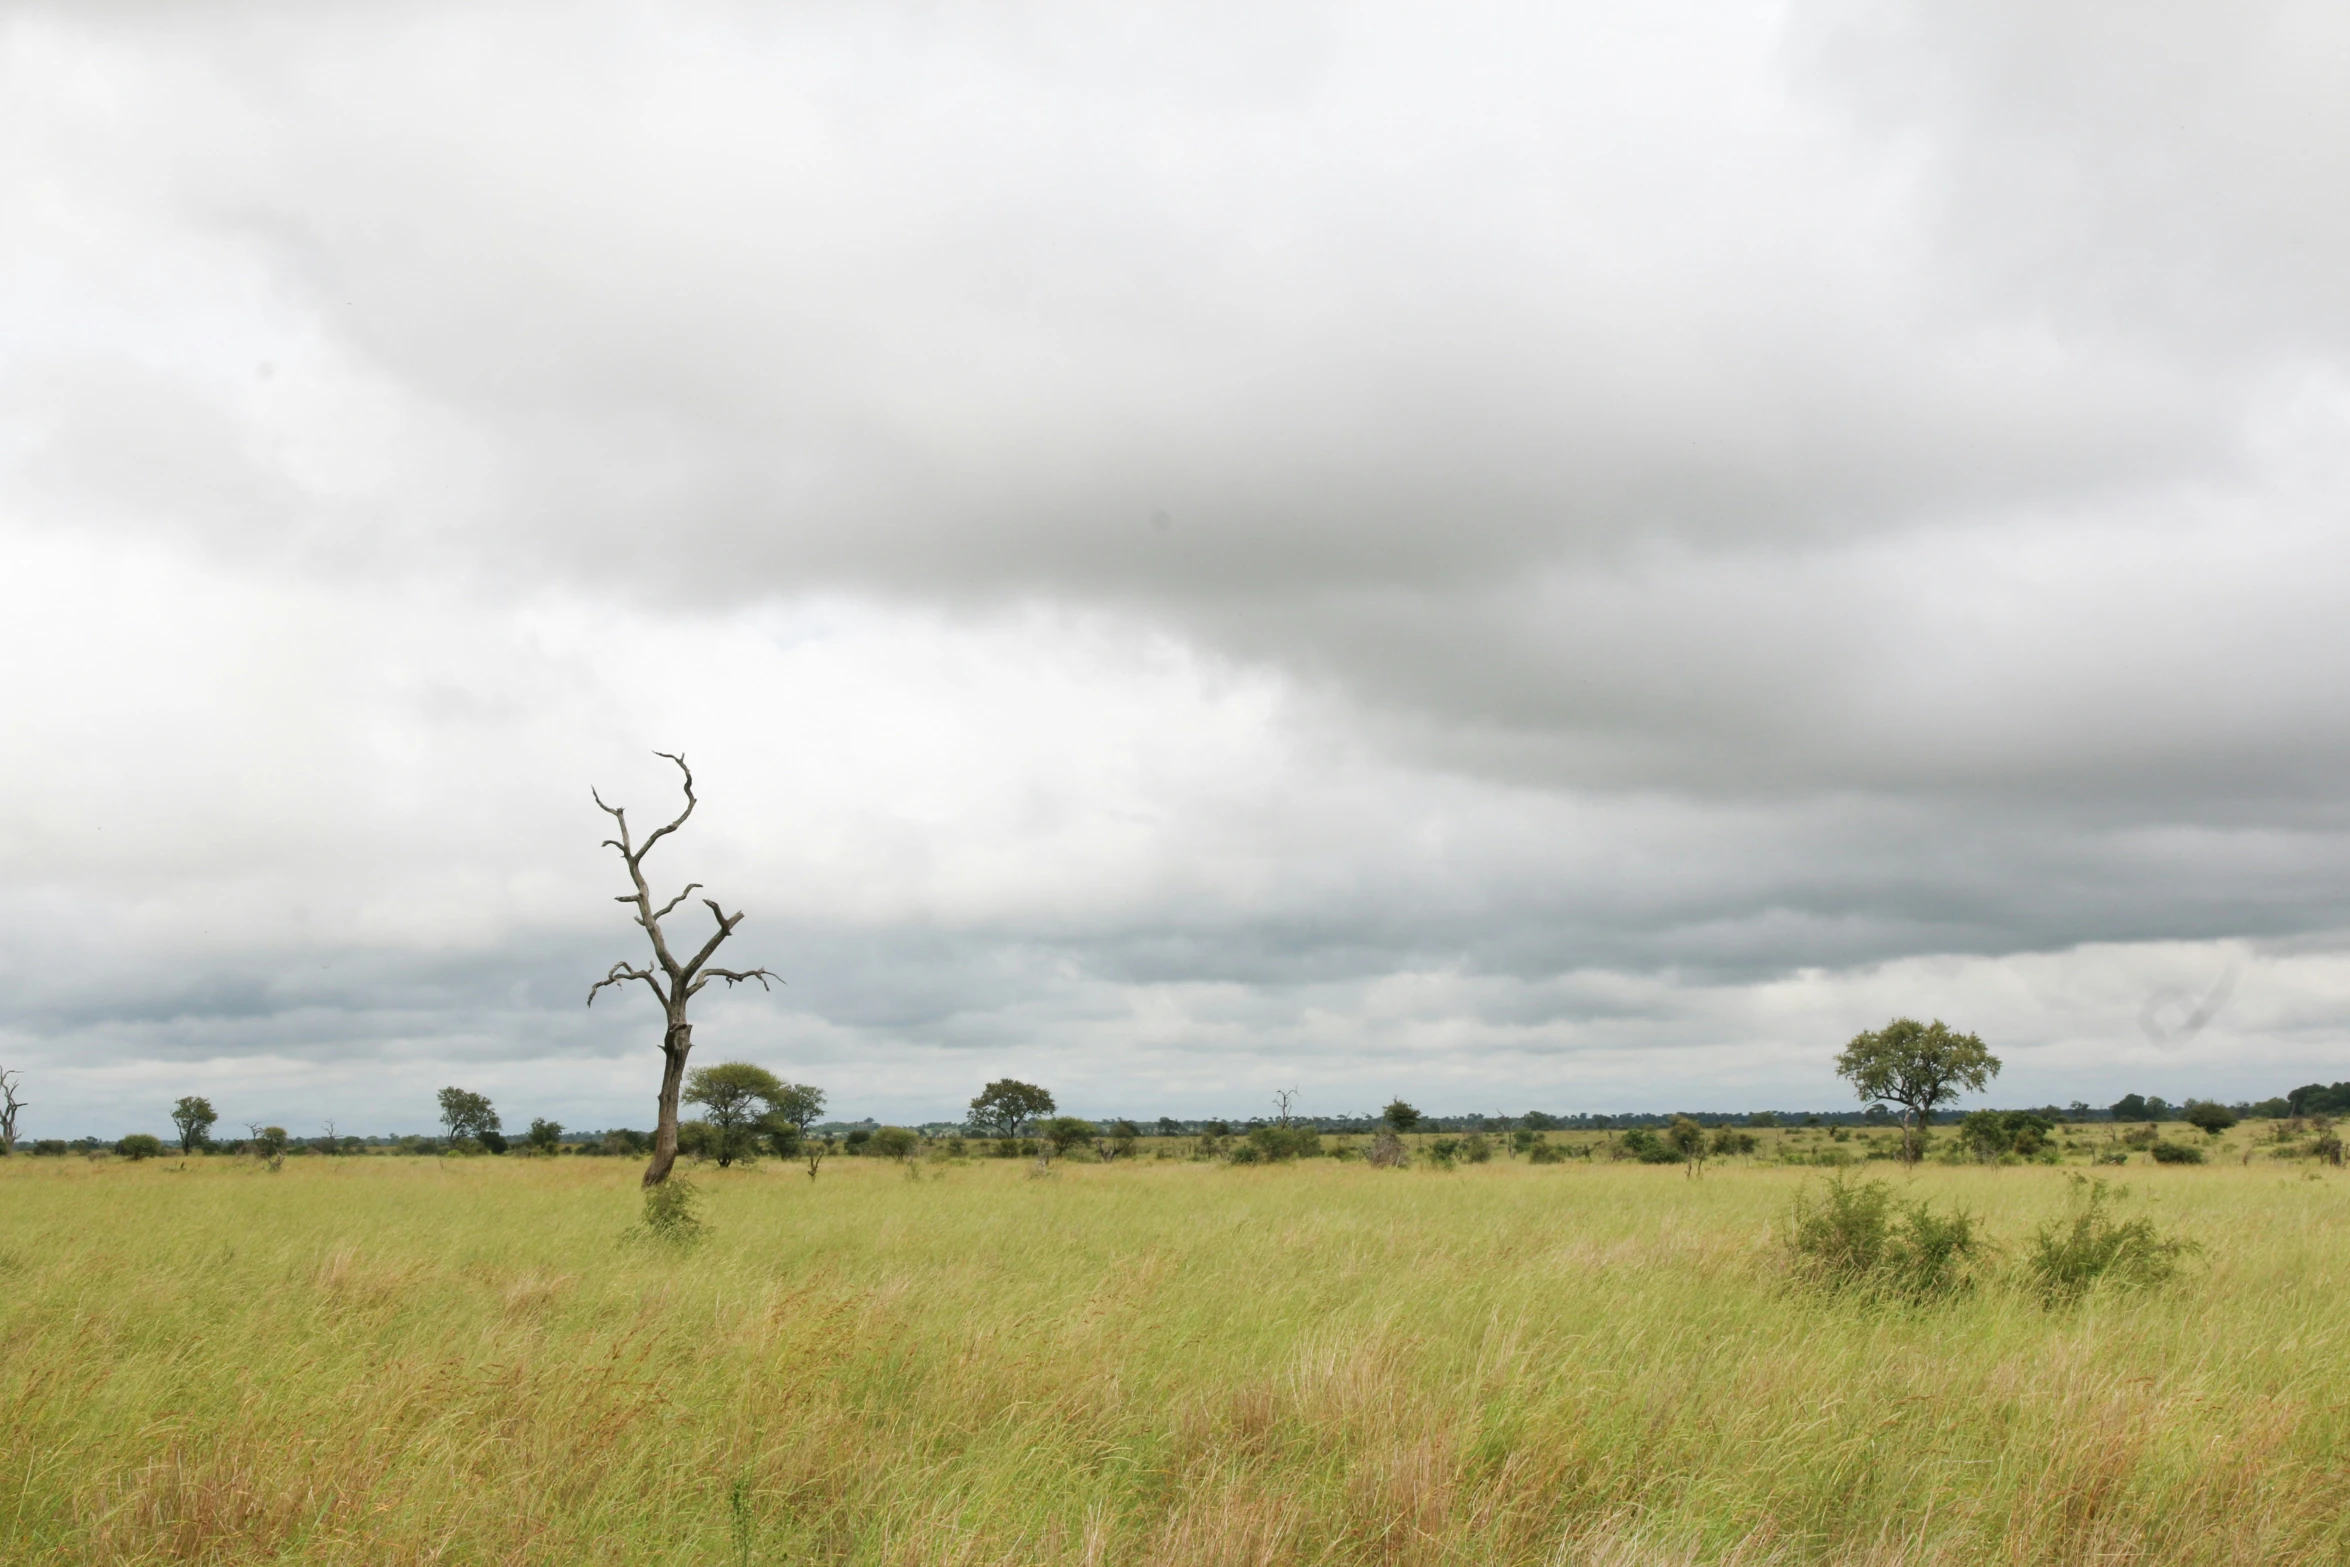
[{"xmin": 2, "ymin": 1154, "xmax": 2346, "ymax": 1564}]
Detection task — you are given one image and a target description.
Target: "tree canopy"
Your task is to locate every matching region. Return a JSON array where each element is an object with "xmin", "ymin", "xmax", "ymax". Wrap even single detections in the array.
[
  {"xmin": 1834, "ymin": 1019, "xmax": 1999, "ymax": 1162},
  {"xmin": 171, "ymin": 1095, "xmax": 218, "ymax": 1154},
  {"xmin": 969, "ymin": 1079, "xmax": 1055, "ymax": 1138},
  {"xmin": 683, "ymin": 1061, "xmax": 786, "ymax": 1167},
  {"xmin": 437, "ymin": 1087, "xmax": 501, "ymax": 1146}
]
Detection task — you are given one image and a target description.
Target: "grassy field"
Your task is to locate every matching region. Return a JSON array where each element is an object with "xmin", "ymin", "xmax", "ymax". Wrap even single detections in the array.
[{"xmin": 4, "ymin": 1147, "xmax": 2347, "ymax": 1565}]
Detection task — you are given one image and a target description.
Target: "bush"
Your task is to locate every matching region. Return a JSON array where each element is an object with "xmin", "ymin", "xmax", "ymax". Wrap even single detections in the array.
[
  {"xmin": 1787, "ymin": 1174, "xmax": 1982, "ymax": 1303},
  {"xmin": 638, "ymin": 1178, "xmax": 705, "ymax": 1246},
  {"xmin": 30, "ymin": 1140, "xmax": 67, "ymax": 1157},
  {"xmin": 1366, "ymin": 1130, "xmax": 1408, "ymax": 1168},
  {"xmin": 2149, "ymin": 1140, "xmax": 2205, "ymax": 1164},
  {"xmin": 1247, "ymin": 1125, "xmax": 1322, "ymax": 1162},
  {"xmin": 115, "ymin": 1134, "xmax": 164, "ymax": 1161},
  {"xmin": 2182, "ymin": 1100, "xmax": 2237, "ymax": 1136},
  {"xmin": 870, "ymin": 1126, "xmax": 920, "ymax": 1162},
  {"xmin": 1461, "ymin": 1132, "xmax": 1493, "ymax": 1164},
  {"xmin": 2023, "ymin": 1178, "xmax": 2196, "ymax": 1307}
]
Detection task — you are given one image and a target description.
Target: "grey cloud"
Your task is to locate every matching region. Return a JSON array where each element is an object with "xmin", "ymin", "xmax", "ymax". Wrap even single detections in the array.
[{"xmin": 6, "ymin": 0, "xmax": 2350, "ymax": 1128}]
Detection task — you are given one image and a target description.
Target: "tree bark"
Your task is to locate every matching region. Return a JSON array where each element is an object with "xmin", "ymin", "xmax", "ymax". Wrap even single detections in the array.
[{"xmin": 643, "ymin": 1016, "xmax": 693, "ymax": 1187}]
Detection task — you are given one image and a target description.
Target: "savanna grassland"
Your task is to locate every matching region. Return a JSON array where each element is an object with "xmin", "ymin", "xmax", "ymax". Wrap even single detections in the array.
[{"xmin": 4, "ymin": 1145, "xmax": 2348, "ymax": 1566}]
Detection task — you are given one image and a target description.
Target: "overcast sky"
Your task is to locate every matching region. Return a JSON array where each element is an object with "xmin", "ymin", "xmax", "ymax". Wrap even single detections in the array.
[{"xmin": 6, "ymin": 0, "xmax": 2349, "ymax": 1136}]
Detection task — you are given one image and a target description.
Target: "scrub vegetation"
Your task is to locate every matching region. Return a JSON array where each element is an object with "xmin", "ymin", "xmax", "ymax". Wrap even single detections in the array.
[{"xmin": 2, "ymin": 1148, "xmax": 2344, "ymax": 1565}]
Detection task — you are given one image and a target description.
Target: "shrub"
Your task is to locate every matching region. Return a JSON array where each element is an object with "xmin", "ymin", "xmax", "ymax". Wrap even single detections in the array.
[
  {"xmin": 2023, "ymin": 1178, "xmax": 2196, "ymax": 1307},
  {"xmin": 1461, "ymin": 1132, "xmax": 1493, "ymax": 1164},
  {"xmin": 1710, "ymin": 1128, "xmax": 1759, "ymax": 1157},
  {"xmin": 2182, "ymin": 1100, "xmax": 2237, "ymax": 1136},
  {"xmin": 870, "ymin": 1126, "xmax": 920, "ymax": 1162},
  {"xmin": 31, "ymin": 1140, "xmax": 67, "ymax": 1157},
  {"xmin": 1247, "ymin": 1125, "xmax": 1322, "ymax": 1162},
  {"xmin": 2093, "ymin": 1148, "xmax": 2130, "ymax": 1166},
  {"xmin": 1366, "ymin": 1130, "xmax": 1408, "ymax": 1168},
  {"xmin": 2149, "ymin": 1140, "xmax": 2204, "ymax": 1165},
  {"xmin": 1786, "ymin": 1174, "xmax": 1982, "ymax": 1303},
  {"xmin": 115, "ymin": 1134, "xmax": 164, "ymax": 1161},
  {"xmin": 639, "ymin": 1178, "xmax": 706, "ymax": 1246}
]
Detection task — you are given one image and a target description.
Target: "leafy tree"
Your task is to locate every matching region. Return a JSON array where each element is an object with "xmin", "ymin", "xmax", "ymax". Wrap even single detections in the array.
[
  {"xmin": 2287, "ymin": 1082, "xmax": 2350, "ymax": 1115},
  {"xmin": 1835, "ymin": 1018, "xmax": 2000, "ymax": 1163},
  {"xmin": 1382, "ymin": 1100, "xmax": 1422, "ymax": 1134},
  {"xmin": 1522, "ymin": 1110, "xmax": 1558, "ymax": 1131},
  {"xmin": 870, "ymin": 1126, "xmax": 920, "ymax": 1162},
  {"xmin": 1667, "ymin": 1115, "xmax": 1707, "ymax": 1175},
  {"xmin": 438, "ymin": 1087, "xmax": 501, "ymax": 1149},
  {"xmin": 760, "ymin": 1081, "xmax": 827, "ymax": 1157},
  {"xmin": 1155, "ymin": 1116, "xmax": 1180, "ymax": 1137},
  {"xmin": 527, "ymin": 1117, "xmax": 564, "ymax": 1155},
  {"xmin": 683, "ymin": 1061, "xmax": 785, "ymax": 1167},
  {"xmin": 1041, "ymin": 1116, "xmax": 1096, "ymax": 1160},
  {"xmin": 1957, "ymin": 1110, "xmax": 2054, "ymax": 1162},
  {"xmin": 586, "ymin": 753, "xmax": 779, "ymax": 1188},
  {"xmin": 2182, "ymin": 1100, "xmax": 2237, "ymax": 1136},
  {"xmin": 116, "ymin": 1133, "xmax": 164, "ymax": 1161},
  {"xmin": 969, "ymin": 1079, "xmax": 1055, "ymax": 1138},
  {"xmin": 170, "ymin": 1096, "xmax": 218, "ymax": 1154},
  {"xmin": 248, "ymin": 1124, "xmax": 290, "ymax": 1171},
  {"xmin": 1106, "ymin": 1119, "xmax": 1141, "ymax": 1159}
]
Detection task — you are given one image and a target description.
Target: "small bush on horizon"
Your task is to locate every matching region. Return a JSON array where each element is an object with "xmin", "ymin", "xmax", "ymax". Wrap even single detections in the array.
[
  {"xmin": 2150, "ymin": 1140, "xmax": 2205, "ymax": 1165},
  {"xmin": 115, "ymin": 1134, "xmax": 164, "ymax": 1161}
]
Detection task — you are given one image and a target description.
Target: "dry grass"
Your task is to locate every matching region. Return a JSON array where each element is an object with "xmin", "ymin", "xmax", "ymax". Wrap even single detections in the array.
[{"xmin": 2, "ymin": 1152, "xmax": 2346, "ymax": 1564}]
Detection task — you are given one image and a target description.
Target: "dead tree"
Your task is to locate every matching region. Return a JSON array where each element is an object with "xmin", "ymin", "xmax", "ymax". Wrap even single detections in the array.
[
  {"xmin": 0, "ymin": 1067, "xmax": 21, "ymax": 1154},
  {"xmin": 588, "ymin": 752, "xmax": 778, "ymax": 1187}
]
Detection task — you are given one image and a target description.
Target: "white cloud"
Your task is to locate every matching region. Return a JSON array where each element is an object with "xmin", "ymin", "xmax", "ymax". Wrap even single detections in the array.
[{"xmin": 4, "ymin": 0, "xmax": 2348, "ymax": 1134}]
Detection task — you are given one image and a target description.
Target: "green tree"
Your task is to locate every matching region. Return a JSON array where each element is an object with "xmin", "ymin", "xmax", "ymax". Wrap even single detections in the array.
[
  {"xmin": 1382, "ymin": 1100, "xmax": 1422, "ymax": 1134},
  {"xmin": 1041, "ymin": 1116, "xmax": 1096, "ymax": 1160},
  {"xmin": 969, "ymin": 1079, "xmax": 1055, "ymax": 1138},
  {"xmin": 171, "ymin": 1095, "xmax": 218, "ymax": 1154},
  {"xmin": 116, "ymin": 1133, "xmax": 164, "ymax": 1161},
  {"xmin": 761, "ymin": 1081, "xmax": 827, "ymax": 1156},
  {"xmin": 870, "ymin": 1126, "xmax": 920, "ymax": 1163},
  {"xmin": 437, "ymin": 1087, "xmax": 501, "ymax": 1150},
  {"xmin": 1835, "ymin": 1018, "xmax": 2000, "ymax": 1163},
  {"xmin": 248, "ymin": 1124, "xmax": 290, "ymax": 1171},
  {"xmin": 526, "ymin": 1117, "xmax": 564, "ymax": 1155},
  {"xmin": 2111, "ymin": 1093, "xmax": 2155, "ymax": 1122},
  {"xmin": 1667, "ymin": 1115, "xmax": 1707, "ymax": 1175},
  {"xmin": 2182, "ymin": 1100, "xmax": 2237, "ymax": 1136},
  {"xmin": 683, "ymin": 1062, "xmax": 786, "ymax": 1167}
]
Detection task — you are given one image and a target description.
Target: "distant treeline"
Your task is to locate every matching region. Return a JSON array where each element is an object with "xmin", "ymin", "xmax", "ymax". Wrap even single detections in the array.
[{"xmin": 29, "ymin": 1081, "xmax": 2350, "ymax": 1153}]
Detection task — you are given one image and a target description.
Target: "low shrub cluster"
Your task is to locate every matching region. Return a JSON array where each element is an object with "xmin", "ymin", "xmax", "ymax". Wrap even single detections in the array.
[
  {"xmin": 1788, "ymin": 1173, "xmax": 2199, "ymax": 1310},
  {"xmin": 1786, "ymin": 1174, "xmax": 1982, "ymax": 1302},
  {"xmin": 2023, "ymin": 1177, "xmax": 2199, "ymax": 1307}
]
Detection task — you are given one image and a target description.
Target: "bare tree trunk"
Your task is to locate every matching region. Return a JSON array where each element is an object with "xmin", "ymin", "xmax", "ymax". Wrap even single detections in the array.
[{"xmin": 643, "ymin": 1017, "xmax": 692, "ymax": 1187}]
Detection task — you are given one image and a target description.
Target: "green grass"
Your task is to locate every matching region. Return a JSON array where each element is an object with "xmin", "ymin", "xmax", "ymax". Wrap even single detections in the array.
[{"xmin": 4, "ymin": 1151, "xmax": 2348, "ymax": 1564}]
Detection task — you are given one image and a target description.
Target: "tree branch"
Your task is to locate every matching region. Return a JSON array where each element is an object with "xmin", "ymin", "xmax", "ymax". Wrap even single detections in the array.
[
  {"xmin": 651, "ymin": 883, "xmax": 704, "ymax": 920},
  {"xmin": 588, "ymin": 962, "xmax": 668, "ymax": 1008},
  {"xmin": 633, "ymin": 751, "xmax": 696, "ymax": 864},
  {"xmin": 679, "ymin": 897, "xmax": 745, "ymax": 982},
  {"xmin": 689, "ymin": 966, "xmax": 779, "ymax": 998}
]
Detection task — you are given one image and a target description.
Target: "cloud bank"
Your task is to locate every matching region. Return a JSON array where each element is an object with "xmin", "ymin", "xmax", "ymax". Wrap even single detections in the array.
[{"xmin": 4, "ymin": 0, "xmax": 2348, "ymax": 1134}]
